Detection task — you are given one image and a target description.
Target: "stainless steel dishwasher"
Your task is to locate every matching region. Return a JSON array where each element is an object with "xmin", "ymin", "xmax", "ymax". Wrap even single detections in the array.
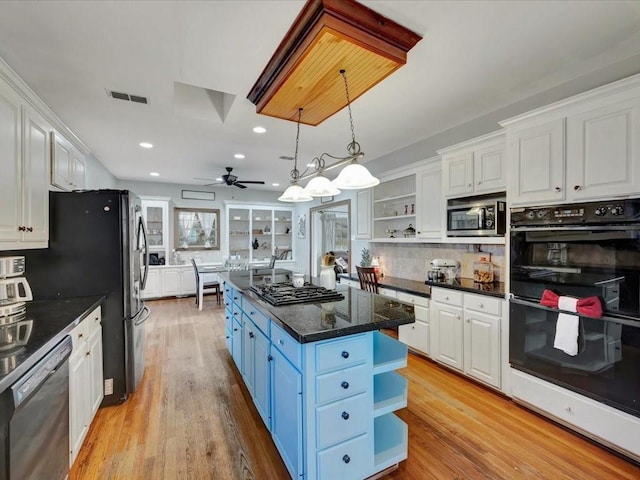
[{"xmin": 0, "ymin": 335, "xmax": 72, "ymax": 480}]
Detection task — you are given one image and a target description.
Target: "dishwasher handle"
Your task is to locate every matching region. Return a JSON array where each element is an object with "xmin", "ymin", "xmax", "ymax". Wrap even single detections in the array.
[{"xmin": 11, "ymin": 336, "xmax": 73, "ymax": 410}]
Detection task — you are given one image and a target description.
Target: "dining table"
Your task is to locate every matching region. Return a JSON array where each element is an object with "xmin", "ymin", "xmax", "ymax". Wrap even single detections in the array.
[{"xmin": 196, "ymin": 263, "xmax": 227, "ymax": 311}]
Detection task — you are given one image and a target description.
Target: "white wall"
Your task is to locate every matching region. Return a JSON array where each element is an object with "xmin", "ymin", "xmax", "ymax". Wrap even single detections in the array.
[{"xmin": 84, "ymin": 153, "xmax": 117, "ymax": 189}]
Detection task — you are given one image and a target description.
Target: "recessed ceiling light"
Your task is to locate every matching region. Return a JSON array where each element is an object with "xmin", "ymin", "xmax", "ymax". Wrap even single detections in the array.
[
  {"xmin": 272, "ymin": 183, "xmax": 279, "ymax": 187},
  {"xmin": 306, "ymin": 163, "xmax": 315, "ymax": 168},
  {"xmin": 253, "ymin": 126, "xmax": 266, "ymax": 134},
  {"xmin": 215, "ymin": 177, "xmax": 223, "ymax": 182},
  {"xmin": 149, "ymin": 172, "xmax": 160, "ymax": 177},
  {"xmin": 139, "ymin": 142, "xmax": 153, "ymax": 149},
  {"xmin": 234, "ymin": 153, "xmax": 245, "ymax": 159}
]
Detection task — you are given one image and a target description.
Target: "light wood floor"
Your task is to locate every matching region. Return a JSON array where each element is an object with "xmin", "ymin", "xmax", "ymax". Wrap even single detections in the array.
[{"xmin": 71, "ymin": 297, "xmax": 640, "ymax": 479}]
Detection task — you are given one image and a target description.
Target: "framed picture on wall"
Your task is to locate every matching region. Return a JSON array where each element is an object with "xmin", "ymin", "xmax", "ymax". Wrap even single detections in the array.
[{"xmin": 297, "ymin": 214, "xmax": 306, "ymax": 239}]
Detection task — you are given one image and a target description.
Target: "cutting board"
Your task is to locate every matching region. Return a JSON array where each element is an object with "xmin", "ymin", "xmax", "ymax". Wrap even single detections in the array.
[{"xmin": 461, "ymin": 252, "xmax": 490, "ymax": 279}]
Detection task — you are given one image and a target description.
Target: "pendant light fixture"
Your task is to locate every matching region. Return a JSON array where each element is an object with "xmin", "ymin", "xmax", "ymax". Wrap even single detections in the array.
[
  {"xmin": 298, "ymin": 70, "xmax": 380, "ymax": 191},
  {"xmin": 278, "ymin": 108, "xmax": 313, "ymax": 202}
]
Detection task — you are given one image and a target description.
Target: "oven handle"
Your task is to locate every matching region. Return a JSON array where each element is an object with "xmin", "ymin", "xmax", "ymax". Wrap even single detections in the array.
[
  {"xmin": 509, "ymin": 297, "xmax": 640, "ymax": 327},
  {"xmin": 511, "ymin": 225, "xmax": 640, "ymax": 232}
]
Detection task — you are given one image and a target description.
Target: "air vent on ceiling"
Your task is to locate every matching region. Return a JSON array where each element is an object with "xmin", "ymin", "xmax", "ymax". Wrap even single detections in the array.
[
  {"xmin": 106, "ymin": 89, "xmax": 149, "ymax": 104},
  {"xmin": 279, "ymin": 155, "xmax": 294, "ymax": 161}
]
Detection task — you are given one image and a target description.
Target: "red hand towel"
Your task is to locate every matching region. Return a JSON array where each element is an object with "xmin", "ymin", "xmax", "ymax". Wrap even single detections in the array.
[{"xmin": 540, "ymin": 289, "xmax": 603, "ymax": 318}]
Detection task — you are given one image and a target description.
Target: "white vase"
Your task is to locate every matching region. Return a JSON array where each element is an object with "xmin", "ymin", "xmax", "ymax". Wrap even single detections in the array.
[{"xmin": 319, "ymin": 265, "xmax": 336, "ymax": 290}]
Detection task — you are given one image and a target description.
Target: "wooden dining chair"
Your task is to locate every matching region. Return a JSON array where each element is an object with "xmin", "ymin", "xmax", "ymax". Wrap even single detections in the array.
[
  {"xmin": 356, "ymin": 266, "xmax": 379, "ymax": 294},
  {"xmin": 191, "ymin": 259, "xmax": 221, "ymax": 308}
]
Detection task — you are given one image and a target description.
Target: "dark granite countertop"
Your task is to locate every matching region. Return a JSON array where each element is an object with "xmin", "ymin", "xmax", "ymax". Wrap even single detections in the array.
[
  {"xmin": 0, "ymin": 296, "xmax": 105, "ymax": 394},
  {"xmin": 221, "ymin": 271, "xmax": 415, "ymax": 343},
  {"xmin": 426, "ymin": 278, "xmax": 506, "ymax": 298},
  {"xmin": 338, "ymin": 274, "xmax": 431, "ymax": 298}
]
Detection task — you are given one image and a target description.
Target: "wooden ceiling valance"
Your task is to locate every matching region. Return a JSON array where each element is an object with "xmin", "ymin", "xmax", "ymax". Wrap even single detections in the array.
[{"xmin": 247, "ymin": 0, "xmax": 422, "ymax": 126}]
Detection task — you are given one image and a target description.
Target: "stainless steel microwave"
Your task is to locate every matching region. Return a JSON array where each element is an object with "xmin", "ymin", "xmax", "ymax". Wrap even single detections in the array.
[{"xmin": 446, "ymin": 200, "xmax": 506, "ymax": 237}]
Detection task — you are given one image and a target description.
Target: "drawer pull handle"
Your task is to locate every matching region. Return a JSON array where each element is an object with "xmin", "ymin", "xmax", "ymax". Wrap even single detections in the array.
[
  {"xmin": 78, "ymin": 333, "xmax": 84, "ymax": 338},
  {"xmin": 250, "ymin": 311, "xmax": 255, "ymax": 315},
  {"xmin": 479, "ymin": 303, "xmax": 484, "ymax": 308},
  {"xmin": 445, "ymin": 296, "xmax": 449, "ymax": 301},
  {"xmin": 341, "ymin": 411, "xmax": 349, "ymax": 420},
  {"xmin": 278, "ymin": 339, "xmax": 284, "ymax": 345},
  {"xmin": 233, "ymin": 328, "xmax": 238, "ymax": 332},
  {"xmin": 341, "ymin": 351, "xmax": 349, "ymax": 359},
  {"xmin": 249, "ymin": 332, "xmax": 254, "ymax": 339},
  {"xmin": 342, "ymin": 455, "xmax": 350, "ymax": 464},
  {"xmin": 341, "ymin": 381, "xmax": 349, "ymax": 389}
]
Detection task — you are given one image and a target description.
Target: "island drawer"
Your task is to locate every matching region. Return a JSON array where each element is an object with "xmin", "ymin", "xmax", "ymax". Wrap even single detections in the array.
[
  {"xmin": 271, "ymin": 321, "xmax": 301, "ymax": 370},
  {"xmin": 315, "ymin": 364, "xmax": 368, "ymax": 405},
  {"xmin": 431, "ymin": 288, "xmax": 463, "ymax": 307},
  {"xmin": 316, "ymin": 335, "xmax": 368, "ymax": 373},
  {"xmin": 231, "ymin": 302, "xmax": 242, "ymax": 321},
  {"xmin": 317, "ymin": 434, "xmax": 368, "ymax": 480},
  {"xmin": 224, "ymin": 310, "xmax": 233, "ymax": 333},
  {"xmin": 316, "ymin": 393, "xmax": 368, "ymax": 449},
  {"xmin": 70, "ymin": 318, "xmax": 89, "ymax": 350},
  {"xmin": 244, "ymin": 303, "xmax": 269, "ymax": 336}
]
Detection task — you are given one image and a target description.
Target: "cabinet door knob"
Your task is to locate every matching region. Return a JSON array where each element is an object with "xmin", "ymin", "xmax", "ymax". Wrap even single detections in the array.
[
  {"xmin": 250, "ymin": 311, "xmax": 255, "ymax": 315},
  {"xmin": 341, "ymin": 411, "xmax": 350, "ymax": 420},
  {"xmin": 573, "ymin": 185, "xmax": 581, "ymax": 191},
  {"xmin": 233, "ymin": 328, "xmax": 238, "ymax": 332},
  {"xmin": 249, "ymin": 332, "xmax": 254, "ymax": 339},
  {"xmin": 18, "ymin": 226, "xmax": 26, "ymax": 232},
  {"xmin": 456, "ymin": 315, "xmax": 461, "ymax": 320},
  {"xmin": 466, "ymin": 319, "xmax": 470, "ymax": 323},
  {"xmin": 479, "ymin": 303, "xmax": 484, "ymax": 308},
  {"xmin": 86, "ymin": 351, "xmax": 91, "ymax": 356},
  {"xmin": 342, "ymin": 455, "xmax": 351, "ymax": 464},
  {"xmin": 477, "ymin": 181, "xmax": 481, "ymax": 185},
  {"xmin": 341, "ymin": 351, "xmax": 349, "ymax": 359},
  {"xmin": 468, "ymin": 183, "xmax": 472, "ymax": 187},
  {"xmin": 278, "ymin": 339, "xmax": 284, "ymax": 345},
  {"xmin": 445, "ymin": 296, "xmax": 449, "ymax": 301},
  {"xmin": 555, "ymin": 187, "xmax": 561, "ymax": 192},
  {"xmin": 267, "ymin": 355, "xmax": 273, "ymax": 362},
  {"xmin": 341, "ymin": 381, "xmax": 349, "ymax": 389},
  {"xmin": 26, "ymin": 227, "xmax": 33, "ymax": 232}
]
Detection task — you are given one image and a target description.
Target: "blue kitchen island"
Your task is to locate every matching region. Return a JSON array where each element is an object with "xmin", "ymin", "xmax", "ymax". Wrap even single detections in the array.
[{"xmin": 220, "ymin": 270, "xmax": 414, "ymax": 480}]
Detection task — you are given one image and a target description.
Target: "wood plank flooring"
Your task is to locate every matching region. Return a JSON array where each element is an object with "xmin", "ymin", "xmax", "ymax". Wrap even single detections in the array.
[{"xmin": 70, "ymin": 297, "xmax": 640, "ymax": 479}]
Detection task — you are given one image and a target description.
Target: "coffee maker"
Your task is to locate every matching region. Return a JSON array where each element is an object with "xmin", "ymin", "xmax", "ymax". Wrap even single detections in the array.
[{"xmin": 428, "ymin": 258, "xmax": 460, "ymax": 282}]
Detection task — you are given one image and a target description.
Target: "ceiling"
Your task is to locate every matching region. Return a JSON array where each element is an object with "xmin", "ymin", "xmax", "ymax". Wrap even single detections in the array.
[{"xmin": 0, "ymin": 1, "xmax": 639, "ymax": 192}]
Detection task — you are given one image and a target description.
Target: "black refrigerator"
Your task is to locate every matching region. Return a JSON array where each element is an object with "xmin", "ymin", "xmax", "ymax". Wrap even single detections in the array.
[{"xmin": 20, "ymin": 190, "xmax": 150, "ymax": 407}]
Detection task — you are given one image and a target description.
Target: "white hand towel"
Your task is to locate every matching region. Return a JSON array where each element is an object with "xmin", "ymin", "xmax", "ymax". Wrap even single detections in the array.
[{"xmin": 553, "ymin": 296, "xmax": 579, "ymax": 356}]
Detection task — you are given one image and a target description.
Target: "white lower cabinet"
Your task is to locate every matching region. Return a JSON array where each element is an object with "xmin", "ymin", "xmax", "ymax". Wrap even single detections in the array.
[
  {"xmin": 397, "ymin": 291, "xmax": 430, "ymax": 356},
  {"xmin": 142, "ymin": 265, "xmax": 197, "ymax": 299},
  {"xmin": 430, "ymin": 287, "xmax": 502, "ymax": 389},
  {"xmin": 69, "ymin": 306, "xmax": 103, "ymax": 466},
  {"xmin": 511, "ymin": 369, "xmax": 640, "ymax": 461},
  {"xmin": 224, "ymin": 282, "xmax": 408, "ymax": 479}
]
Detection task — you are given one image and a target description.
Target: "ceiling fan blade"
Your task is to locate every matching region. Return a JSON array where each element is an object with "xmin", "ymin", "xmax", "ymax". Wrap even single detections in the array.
[
  {"xmin": 234, "ymin": 183, "xmax": 248, "ymax": 189},
  {"xmin": 194, "ymin": 177, "xmax": 216, "ymax": 181},
  {"xmin": 236, "ymin": 180, "xmax": 265, "ymax": 184}
]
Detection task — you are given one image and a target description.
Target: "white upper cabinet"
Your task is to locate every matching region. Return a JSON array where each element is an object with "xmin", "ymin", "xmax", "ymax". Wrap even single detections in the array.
[
  {"xmin": 355, "ymin": 189, "xmax": 372, "ymax": 239},
  {"xmin": 52, "ymin": 131, "xmax": 85, "ymax": 191},
  {"xmin": 506, "ymin": 119, "xmax": 566, "ymax": 206},
  {"xmin": 502, "ymin": 73, "xmax": 640, "ymax": 206},
  {"xmin": 567, "ymin": 98, "xmax": 640, "ymax": 201},
  {"xmin": 415, "ymin": 161, "xmax": 442, "ymax": 239},
  {"xmin": 439, "ymin": 131, "xmax": 506, "ymax": 199},
  {"xmin": 0, "ymin": 76, "xmax": 50, "ymax": 250}
]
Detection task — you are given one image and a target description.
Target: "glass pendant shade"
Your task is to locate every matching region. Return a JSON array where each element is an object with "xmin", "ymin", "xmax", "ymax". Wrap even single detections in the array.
[
  {"xmin": 332, "ymin": 162, "xmax": 380, "ymax": 189},
  {"xmin": 304, "ymin": 175, "xmax": 341, "ymax": 197},
  {"xmin": 277, "ymin": 183, "xmax": 313, "ymax": 202}
]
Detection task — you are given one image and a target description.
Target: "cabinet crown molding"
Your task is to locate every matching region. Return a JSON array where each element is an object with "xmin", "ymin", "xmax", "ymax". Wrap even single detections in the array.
[
  {"xmin": 499, "ymin": 72, "xmax": 640, "ymax": 128},
  {"xmin": 436, "ymin": 130, "xmax": 505, "ymax": 156}
]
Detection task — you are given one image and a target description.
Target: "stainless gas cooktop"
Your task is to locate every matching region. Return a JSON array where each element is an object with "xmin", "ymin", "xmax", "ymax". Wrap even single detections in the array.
[{"xmin": 250, "ymin": 282, "xmax": 344, "ymax": 306}]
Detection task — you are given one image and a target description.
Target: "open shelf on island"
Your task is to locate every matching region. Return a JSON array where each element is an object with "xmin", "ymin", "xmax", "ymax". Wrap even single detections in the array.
[
  {"xmin": 373, "ymin": 331, "xmax": 407, "ymax": 375},
  {"xmin": 374, "ymin": 413, "xmax": 408, "ymax": 472},
  {"xmin": 374, "ymin": 371, "xmax": 407, "ymax": 418}
]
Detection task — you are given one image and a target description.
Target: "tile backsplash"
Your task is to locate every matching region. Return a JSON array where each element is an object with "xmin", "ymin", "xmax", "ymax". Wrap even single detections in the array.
[{"xmin": 368, "ymin": 243, "xmax": 505, "ymax": 282}]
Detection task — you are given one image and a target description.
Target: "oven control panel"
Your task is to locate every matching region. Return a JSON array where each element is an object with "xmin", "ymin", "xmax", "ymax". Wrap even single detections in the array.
[{"xmin": 511, "ymin": 199, "xmax": 640, "ymax": 226}]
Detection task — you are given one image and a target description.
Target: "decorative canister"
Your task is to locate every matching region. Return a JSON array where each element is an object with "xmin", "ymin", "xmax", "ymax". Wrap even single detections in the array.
[{"xmin": 473, "ymin": 257, "xmax": 494, "ymax": 283}]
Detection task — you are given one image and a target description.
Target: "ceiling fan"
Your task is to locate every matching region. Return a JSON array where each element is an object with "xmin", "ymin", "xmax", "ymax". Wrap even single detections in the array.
[{"xmin": 196, "ymin": 167, "xmax": 266, "ymax": 189}]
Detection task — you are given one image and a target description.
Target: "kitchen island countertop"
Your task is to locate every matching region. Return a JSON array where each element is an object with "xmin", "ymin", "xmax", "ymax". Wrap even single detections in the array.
[
  {"xmin": 221, "ymin": 270, "xmax": 415, "ymax": 343},
  {"xmin": 0, "ymin": 295, "xmax": 105, "ymax": 394}
]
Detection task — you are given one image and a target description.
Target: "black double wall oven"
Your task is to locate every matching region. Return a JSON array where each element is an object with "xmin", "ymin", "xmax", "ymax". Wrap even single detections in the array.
[{"xmin": 509, "ymin": 199, "xmax": 640, "ymax": 418}]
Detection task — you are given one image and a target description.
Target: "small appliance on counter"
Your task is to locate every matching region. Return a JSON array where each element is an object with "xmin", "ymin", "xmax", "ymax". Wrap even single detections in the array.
[
  {"xmin": 428, "ymin": 259, "xmax": 459, "ymax": 282},
  {"xmin": 0, "ymin": 256, "xmax": 33, "ymax": 367}
]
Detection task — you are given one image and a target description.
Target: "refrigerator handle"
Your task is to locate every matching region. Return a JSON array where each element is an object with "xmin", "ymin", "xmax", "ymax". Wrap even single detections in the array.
[
  {"xmin": 134, "ymin": 304, "xmax": 150, "ymax": 326},
  {"xmin": 138, "ymin": 215, "xmax": 150, "ymax": 290}
]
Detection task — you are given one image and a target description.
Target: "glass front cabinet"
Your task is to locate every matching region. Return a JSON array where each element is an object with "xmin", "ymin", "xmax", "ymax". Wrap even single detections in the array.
[
  {"xmin": 140, "ymin": 197, "xmax": 170, "ymax": 265},
  {"xmin": 226, "ymin": 203, "xmax": 294, "ymax": 265}
]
